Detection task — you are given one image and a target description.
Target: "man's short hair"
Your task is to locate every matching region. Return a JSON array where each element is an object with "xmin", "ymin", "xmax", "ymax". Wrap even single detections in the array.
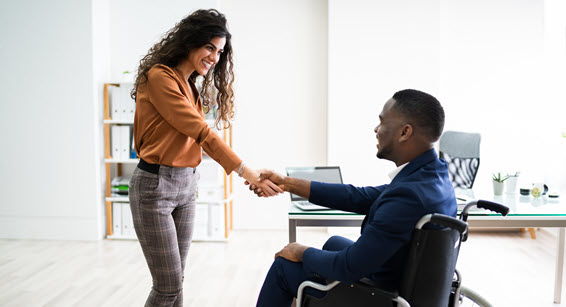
[{"xmin": 391, "ymin": 89, "xmax": 445, "ymax": 142}]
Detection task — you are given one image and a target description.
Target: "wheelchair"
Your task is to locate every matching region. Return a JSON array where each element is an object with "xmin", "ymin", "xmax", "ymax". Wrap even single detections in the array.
[{"xmin": 296, "ymin": 200, "xmax": 509, "ymax": 307}]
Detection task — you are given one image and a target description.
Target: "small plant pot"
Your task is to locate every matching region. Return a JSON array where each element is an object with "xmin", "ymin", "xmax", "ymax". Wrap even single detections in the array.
[{"xmin": 493, "ymin": 180, "xmax": 504, "ymax": 195}]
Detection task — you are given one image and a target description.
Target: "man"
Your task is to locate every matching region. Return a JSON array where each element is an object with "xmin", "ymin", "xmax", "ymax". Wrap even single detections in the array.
[{"xmin": 251, "ymin": 89, "xmax": 457, "ymax": 307}]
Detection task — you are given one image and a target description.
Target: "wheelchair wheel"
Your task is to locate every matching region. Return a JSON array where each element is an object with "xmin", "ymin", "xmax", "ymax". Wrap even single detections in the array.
[{"xmin": 458, "ymin": 286, "xmax": 493, "ymax": 307}]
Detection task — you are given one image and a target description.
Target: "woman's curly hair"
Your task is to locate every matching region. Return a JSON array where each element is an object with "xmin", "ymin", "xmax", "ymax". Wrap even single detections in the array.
[{"xmin": 131, "ymin": 9, "xmax": 235, "ymax": 129}]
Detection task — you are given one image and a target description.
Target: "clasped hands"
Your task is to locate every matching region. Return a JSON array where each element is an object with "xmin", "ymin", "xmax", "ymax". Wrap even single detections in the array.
[{"xmin": 244, "ymin": 169, "xmax": 284, "ymax": 198}]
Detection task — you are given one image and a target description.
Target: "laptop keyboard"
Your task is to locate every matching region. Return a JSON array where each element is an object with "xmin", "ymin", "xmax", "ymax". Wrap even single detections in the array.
[{"xmin": 295, "ymin": 200, "xmax": 331, "ymax": 210}]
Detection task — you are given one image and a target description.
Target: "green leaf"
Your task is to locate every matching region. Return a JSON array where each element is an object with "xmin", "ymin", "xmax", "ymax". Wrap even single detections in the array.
[{"xmin": 492, "ymin": 172, "xmax": 510, "ymax": 182}]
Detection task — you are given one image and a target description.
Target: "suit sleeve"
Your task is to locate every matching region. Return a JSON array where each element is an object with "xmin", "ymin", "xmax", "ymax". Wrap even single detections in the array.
[
  {"xmin": 146, "ymin": 67, "xmax": 241, "ymax": 173},
  {"xmin": 302, "ymin": 186, "xmax": 426, "ymax": 282},
  {"xmin": 309, "ymin": 181, "xmax": 386, "ymax": 215}
]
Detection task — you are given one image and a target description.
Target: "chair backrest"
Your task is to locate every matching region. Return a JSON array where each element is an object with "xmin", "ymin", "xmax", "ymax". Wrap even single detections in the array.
[
  {"xmin": 439, "ymin": 131, "xmax": 481, "ymax": 189},
  {"xmin": 399, "ymin": 214, "xmax": 466, "ymax": 307}
]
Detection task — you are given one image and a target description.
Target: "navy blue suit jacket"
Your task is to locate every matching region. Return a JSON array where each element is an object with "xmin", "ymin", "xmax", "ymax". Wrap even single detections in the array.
[{"xmin": 302, "ymin": 149, "xmax": 456, "ymax": 289}]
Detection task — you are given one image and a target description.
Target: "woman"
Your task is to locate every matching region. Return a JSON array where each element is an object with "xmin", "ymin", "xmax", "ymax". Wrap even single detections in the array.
[{"xmin": 129, "ymin": 9, "xmax": 282, "ymax": 306}]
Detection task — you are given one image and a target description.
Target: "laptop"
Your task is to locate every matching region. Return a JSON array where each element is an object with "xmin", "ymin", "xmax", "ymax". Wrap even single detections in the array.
[{"xmin": 286, "ymin": 166, "xmax": 343, "ymax": 211}]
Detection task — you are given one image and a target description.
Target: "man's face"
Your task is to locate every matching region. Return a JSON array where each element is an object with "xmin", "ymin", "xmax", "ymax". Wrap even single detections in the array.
[{"xmin": 374, "ymin": 98, "xmax": 404, "ymax": 160}]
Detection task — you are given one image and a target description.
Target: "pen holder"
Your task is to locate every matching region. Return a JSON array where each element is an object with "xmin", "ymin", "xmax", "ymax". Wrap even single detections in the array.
[{"xmin": 505, "ymin": 176, "xmax": 518, "ymax": 194}]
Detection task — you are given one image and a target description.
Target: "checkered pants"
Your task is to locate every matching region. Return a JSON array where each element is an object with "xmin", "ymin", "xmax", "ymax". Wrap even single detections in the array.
[{"xmin": 129, "ymin": 165, "xmax": 199, "ymax": 307}]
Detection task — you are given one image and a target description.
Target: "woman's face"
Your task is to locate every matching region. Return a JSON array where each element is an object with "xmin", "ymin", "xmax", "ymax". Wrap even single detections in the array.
[{"xmin": 188, "ymin": 36, "xmax": 226, "ymax": 76}]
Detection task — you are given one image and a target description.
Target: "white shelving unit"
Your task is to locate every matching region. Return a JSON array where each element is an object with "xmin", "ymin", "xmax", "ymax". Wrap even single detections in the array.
[{"xmin": 103, "ymin": 83, "xmax": 137, "ymax": 240}]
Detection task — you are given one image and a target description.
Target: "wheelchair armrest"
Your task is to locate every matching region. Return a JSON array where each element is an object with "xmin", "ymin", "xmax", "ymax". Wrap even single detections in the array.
[
  {"xmin": 297, "ymin": 280, "xmax": 340, "ymax": 307},
  {"xmin": 416, "ymin": 214, "xmax": 467, "ymax": 234}
]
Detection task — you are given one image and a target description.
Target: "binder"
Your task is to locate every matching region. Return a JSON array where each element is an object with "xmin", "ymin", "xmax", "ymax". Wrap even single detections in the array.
[
  {"xmin": 110, "ymin": 84, "xmax": 135, "ymax": 122},
  {"xmin": 121, "ymin": 203, "xmax": 136, "ymax": 238},
  {"xmin": 110, "ymin": 86, "xmax": 120, "ymax": 121},
  {"xmin": 123, "ymin": 83, "xmax": 135, "ymax": 122},
  {"xmin": 197, "ymin": 186, "xmax": 223, "ymax": 202},
  {"xmin": 193, "ymin": 204, "xmax": 208, "ymax": 240},
  {"xmin": 112, "ymin": 202, "xmax": 122, "ymax": 236},
  {"xmin": 130, "ymin": 128, "xmax": 137, "ymax": 159},
  {"xmin": 210, "ymin": 203, "xmax": 222, "ymax": 238},
  {"xmin": 197, "ymin": 158, "xmax": 225, "ymax": 186},
  {"xmin": 111, "ymin": 125, "xmax": 121, "ymax": 160},
  {"xmin": 111, "ymin": 176, "xmax": 131, "ymax": 195},
  {"xmin": 117, "ymin": 86, "xmax": 126, "ymax": 122},
  {"xmin": 120, "ymin": 126, "xmax": 130, "ymax": 161}
]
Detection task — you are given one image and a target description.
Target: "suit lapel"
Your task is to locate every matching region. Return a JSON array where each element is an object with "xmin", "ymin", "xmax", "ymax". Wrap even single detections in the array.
[
  {"xmin": 361, "ymin": 149, "xmax": 438, "ymax": 231},
  {"xmin": 389, "ymin": 149, "xmax": 437, "ymax": 185}
]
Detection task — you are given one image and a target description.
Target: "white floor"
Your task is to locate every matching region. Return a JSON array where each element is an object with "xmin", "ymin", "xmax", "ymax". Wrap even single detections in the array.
[{"xmin": 0, "ymin": 227, "xmax": 563, "ymax": 307}]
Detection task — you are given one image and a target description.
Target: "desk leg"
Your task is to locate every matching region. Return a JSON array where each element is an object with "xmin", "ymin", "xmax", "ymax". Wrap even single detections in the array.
[
  {"xmin": 289, "ymin": 219, "xmax": 297, "ymax": 243},
  {"xmin": 554, "ymin": 228, "xmax": 565, "ymax": 304}
]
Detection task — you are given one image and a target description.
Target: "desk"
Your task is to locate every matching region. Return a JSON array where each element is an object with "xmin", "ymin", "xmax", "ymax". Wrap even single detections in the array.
[{"xmin": 288, "ymin": 194, "xmax": 566, "ymax": 303}]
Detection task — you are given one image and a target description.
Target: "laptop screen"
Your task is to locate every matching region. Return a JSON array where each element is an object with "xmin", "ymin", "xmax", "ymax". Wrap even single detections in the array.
[{"xmin": 285, "ymin": 166, "xmax": 343, "ymax": 201}]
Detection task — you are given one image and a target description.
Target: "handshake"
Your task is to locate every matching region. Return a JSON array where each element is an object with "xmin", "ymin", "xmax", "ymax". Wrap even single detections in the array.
[{"xmin": 243, "ymin": 169, "xmax": 286, "ymax": 198}]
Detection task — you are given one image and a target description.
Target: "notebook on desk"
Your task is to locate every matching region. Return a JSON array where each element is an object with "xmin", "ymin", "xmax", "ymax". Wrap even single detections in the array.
[
  {"xmin": 455, "ymin": 187, "xmax": 476, "ymax": 210},
  {"xmin": 286, "ymin": 166, "xmax": 343, "ymax": 211},
  {"xmin": 456, "ymin": 195, "xmax": 473, "ymax": 210}
]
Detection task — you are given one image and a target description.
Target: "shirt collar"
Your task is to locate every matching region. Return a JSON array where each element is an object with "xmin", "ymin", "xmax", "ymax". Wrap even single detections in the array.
[{"xmin": 388, "ymin": 162, "xmax": 409, "ymax": 181}]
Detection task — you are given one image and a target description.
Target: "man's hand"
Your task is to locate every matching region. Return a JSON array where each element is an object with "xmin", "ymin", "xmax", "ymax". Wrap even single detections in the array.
[
  {"xmin": 244, "ymin": 169, "xmax": 286, "ymax": 197},
  {"xmin": 274, "ymin": 242, "xmax": 309, "ymax": 262}
]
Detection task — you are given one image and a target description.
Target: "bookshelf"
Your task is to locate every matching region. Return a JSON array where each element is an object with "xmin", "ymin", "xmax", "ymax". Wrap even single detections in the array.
[
  {"xmin": 103, "ymin": 83, "xmax": 136, "ymax": 239},
  {"xmin": 102, "ymin": 83, "xmax": 234, "ymax": 241}
]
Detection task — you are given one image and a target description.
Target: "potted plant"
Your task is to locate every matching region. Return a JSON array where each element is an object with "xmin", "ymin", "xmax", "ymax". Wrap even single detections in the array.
[{"xmin": 492, "ymin": 172, "xmax": 510, "ymax": 195}]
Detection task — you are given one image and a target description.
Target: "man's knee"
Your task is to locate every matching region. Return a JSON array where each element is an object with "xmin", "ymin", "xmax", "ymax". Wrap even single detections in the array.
[
  {"xmin": 272, "ymin": 256, "xmax": 291, "ymax": 275},
  {"xmin": 323, "ymin": 235, "xmax": 346, "ymax": 251},
  {"xmin": 270, "ymin": 257, "xmax": 304, "ymax": 286}
]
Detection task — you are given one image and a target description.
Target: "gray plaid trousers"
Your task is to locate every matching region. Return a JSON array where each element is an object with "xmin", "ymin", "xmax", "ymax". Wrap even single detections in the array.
[{"xmin": 129, "ymin": 165, "xmax": 199, "ymax": 307}]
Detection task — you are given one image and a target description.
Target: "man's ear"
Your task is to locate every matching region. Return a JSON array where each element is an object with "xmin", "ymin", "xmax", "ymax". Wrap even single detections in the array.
[{"xmin": 399, "ymin": 124, "xmax": 413, "ymax": 142}]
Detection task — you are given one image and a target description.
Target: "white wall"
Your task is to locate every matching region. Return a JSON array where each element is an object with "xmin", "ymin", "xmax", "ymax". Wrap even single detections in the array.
[
  {"xmin": 0, "ymin": 0, "xmax": 102, "ymax": 239},
  {"xmin": 92, "ymin": 0, "xmax": 111, "ymax": 239},
  {"xmin": 328, "ymin": 0, "xmax": 442, "ymax": 186},
  {"xmin": 328, "ymin": 0, "xmax": 566, "ymax": 196},
  {"xmin": 222, "ymin": 0, "xmax": 328, "ymax": 229},
  {"xmin": 542, "ymin": 0, "xmax": 566, "ymax": 194},
  {"xmin": 108, "ymin": 0, "xmax": 219, "ymax": 81}
]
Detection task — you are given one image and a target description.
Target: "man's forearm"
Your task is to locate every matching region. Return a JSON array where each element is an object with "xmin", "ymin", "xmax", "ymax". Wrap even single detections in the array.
[{"xmin": 282, "ymin": 176, "xmax": 311, "ymax": 199}]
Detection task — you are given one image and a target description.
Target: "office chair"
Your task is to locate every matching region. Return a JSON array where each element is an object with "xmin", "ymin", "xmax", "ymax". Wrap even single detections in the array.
[
  {"xmin": 439, "ymin": 131, "xmax": 535, "ymax": 238},
  {"xmin": 438, "ymin": 131, "xmax": 481, "ymax": 190},
  {"xmin": 297, "ymin": 213, "xmax": 467, "ymax": 307}
]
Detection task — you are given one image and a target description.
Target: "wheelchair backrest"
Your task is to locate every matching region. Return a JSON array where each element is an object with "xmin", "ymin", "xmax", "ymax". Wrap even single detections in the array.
[{"xmin": 399, "ymin": 227, "xmax": 462, "ymax": 307}]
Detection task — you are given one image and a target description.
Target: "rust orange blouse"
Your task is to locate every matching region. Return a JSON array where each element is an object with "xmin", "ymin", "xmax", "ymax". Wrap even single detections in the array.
[{"xmin": 133, "ymin": 64, "xmax": 242, "ymax": 173}]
